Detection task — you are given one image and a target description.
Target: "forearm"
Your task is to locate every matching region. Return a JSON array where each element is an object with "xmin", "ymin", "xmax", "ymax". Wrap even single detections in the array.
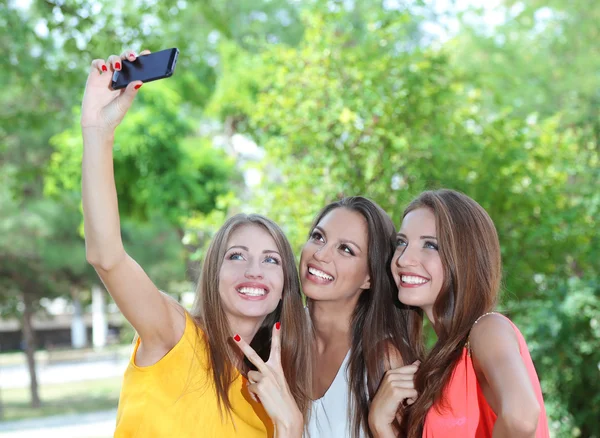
[{"xmin": 82, "ymin": 128, "xmax": 125, "ymax": 269}]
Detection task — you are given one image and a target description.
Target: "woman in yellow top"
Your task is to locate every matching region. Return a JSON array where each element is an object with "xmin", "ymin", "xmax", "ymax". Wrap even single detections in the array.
[{"xmin": 81, "ymin": 49, "xmax": 311, "ymax": 438}]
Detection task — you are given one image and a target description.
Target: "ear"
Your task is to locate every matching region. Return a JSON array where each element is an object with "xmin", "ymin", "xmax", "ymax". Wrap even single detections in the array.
[{"xmin": 359, "ymin": 275, "xmax": 371, "ymax": 290}]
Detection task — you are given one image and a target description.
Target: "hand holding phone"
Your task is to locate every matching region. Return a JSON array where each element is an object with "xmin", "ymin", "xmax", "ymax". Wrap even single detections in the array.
[{"xmin": 111, "ymin": 48, "xmax": 179, "ymax": 90}]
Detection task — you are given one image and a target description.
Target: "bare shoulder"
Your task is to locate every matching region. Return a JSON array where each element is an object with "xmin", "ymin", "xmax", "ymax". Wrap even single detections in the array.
[{"xmin": 470, "ymin": 313, "xmax": 520, "ymax": 361}]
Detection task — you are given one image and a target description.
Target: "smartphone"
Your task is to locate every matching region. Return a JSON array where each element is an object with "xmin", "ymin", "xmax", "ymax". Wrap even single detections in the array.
[{"xmin": 111, "ymin": 48, "xmax": 179, "ymax": 90}]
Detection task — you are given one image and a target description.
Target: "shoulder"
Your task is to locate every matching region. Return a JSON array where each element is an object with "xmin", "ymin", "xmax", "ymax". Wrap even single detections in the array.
[{"xmin": 469, "ymin": 313, "xmax": 520, "ymax": 363}]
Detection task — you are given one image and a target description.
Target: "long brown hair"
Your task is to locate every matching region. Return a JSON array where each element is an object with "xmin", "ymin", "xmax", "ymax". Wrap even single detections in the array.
[
  {"xmin": 308, "ymin": 197, "xmax": 416, "ymax": 438},
  {"xmin": 191, "ymin": 213, "xmax": 311, "ymax": 419},
  {"xmin": 399, "ymin": 189, "xmax": 502, "ymax": 438}
]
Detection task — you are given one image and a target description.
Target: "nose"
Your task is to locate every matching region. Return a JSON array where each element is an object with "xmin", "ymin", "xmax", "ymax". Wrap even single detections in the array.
[
  {"xmin": 395, "ymin": 245, "xmax": 418, "ymax": 268},
  {"xmin": 313, "ymin": 243, "xmax": 332, "ymax": 263},
  {"xmin": 245, "ymin": 260, "xmax": 264, "ymax": 279}
]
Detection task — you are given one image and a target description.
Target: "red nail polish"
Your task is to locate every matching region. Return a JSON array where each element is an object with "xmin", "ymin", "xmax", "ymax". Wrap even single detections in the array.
[
  {"xmin": 134, "ymin": 84, "xmax": 142, "ymax": 90},
  {"xmin": 233, "ymin": 334, "xmax": 241, "ymax": 342},
  {"xmin": 115, "ymin": 62, "xmax": 121, "ymax": 69},
  {"xmin": 101, "ymin": 65, "xmax": 107, "ymax": 72},
  {"xmin": 275, "ymin": 322, "xmax": 281, "ymax": 330}
]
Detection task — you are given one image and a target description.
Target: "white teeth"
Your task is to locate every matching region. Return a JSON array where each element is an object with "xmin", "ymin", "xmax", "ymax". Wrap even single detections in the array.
[
  {"xmin": 401, "ymin": 275, "xmax": 428, "ymax": 285},
  {"xmin": 308, "ymin": 267, "xmax": 334, "ymax": 281},
  {"xmin": 238, "ymin": 287, "xmax": 267, "ymax": 296}
]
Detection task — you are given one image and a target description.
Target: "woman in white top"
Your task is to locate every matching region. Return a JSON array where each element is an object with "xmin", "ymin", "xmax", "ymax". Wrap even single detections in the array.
[{"xmin": 299, "ymin": 197, "xmax": 418, "ymax": 437}]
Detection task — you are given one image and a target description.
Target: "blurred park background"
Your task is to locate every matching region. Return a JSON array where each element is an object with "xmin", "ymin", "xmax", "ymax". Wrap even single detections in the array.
[{"xmin": 1, "ymin": 0, "xmax": 599, "ymax": 436}]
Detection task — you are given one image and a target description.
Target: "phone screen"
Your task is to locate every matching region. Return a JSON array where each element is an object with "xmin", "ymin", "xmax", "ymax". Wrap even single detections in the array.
[{"xmin": 111, "ymin": 48, "xmax": 179, "ymax": 90}]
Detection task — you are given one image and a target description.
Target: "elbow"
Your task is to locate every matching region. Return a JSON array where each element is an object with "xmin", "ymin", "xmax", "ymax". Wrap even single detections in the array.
[
  {"xmin": 500, "ymin": 401, "xmax": 540, "ymax": 436},
  {"xmin": 86, "ymin": 249, "xmax": 125, "ymax": 272}
]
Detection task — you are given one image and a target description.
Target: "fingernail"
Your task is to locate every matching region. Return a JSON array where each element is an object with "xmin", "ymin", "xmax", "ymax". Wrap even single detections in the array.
[
  {"xmin": 101, "ymin": 65, "xmax": 107, "ymax": 72},
  {"xmin": 134, "ymin": 84, "xmax": 142, "ymax": 90},
  {"xmin": 129, "ymin": 53, "xmax": 135, "ymax": 59},
  {"xmin": 115, "ymin": 62, "xmax": 121, "ymax": 70},
  {"xmin": 233, "ymin": 334, "xmax": 241, "ymax": 342},
  {"xmin": 275, "ymin": 322, "xmax": 281, "ymax": 330}
]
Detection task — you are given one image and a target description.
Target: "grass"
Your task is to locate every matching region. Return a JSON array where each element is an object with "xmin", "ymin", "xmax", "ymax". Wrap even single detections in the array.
[{"xmin": 0, "ymin": 377, "xmax": 122, "ymax": 422}]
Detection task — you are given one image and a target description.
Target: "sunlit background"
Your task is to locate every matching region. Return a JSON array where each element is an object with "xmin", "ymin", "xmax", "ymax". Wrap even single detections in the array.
[{"xmin": 1, "ymin": 0, "xmax": 598, "ymax": 436}]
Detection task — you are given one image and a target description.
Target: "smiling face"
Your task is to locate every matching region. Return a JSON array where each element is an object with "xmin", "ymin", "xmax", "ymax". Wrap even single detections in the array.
[
  {"xmin": 300, "ymin": 207, "xmax": 371, "ymax": 303},
  {"xmin": 391, "ymin": 207, "xmax": 444, "ymax": 320},
  {"xmin": 218, "ymin": 224, "xmax": 284, "ymax": 322}
]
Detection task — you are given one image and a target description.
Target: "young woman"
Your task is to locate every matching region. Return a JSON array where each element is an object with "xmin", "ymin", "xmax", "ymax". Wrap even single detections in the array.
[
  {"xmin": 369, "ymin": 189, "xmax": 549, "ymax": 437},
  {"xmin": 300, "ymin": 197, "xmax": 417, "ymax": 438},
  {"xmin": 81, "ymin": 50, "xmax": 310, "ymax": 438}
]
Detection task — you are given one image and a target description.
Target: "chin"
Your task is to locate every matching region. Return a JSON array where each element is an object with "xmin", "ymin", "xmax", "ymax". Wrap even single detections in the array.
[
  {"xmin": 237, "ymin": 303, "xmax": 278, "ymax": 319},
  {"xmin": 397, "ymin": 291, "xmax": 424, "ymax": 308}
]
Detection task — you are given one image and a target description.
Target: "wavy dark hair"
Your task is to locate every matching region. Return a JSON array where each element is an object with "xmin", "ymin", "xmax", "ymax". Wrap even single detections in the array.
[
  {"xmin": 398, "ymin": 190, "xmax": 502, "ymax": 437},
  {"xmin": 307, "ymin": 197, "xmax": 417, "ymax": 438},
  {"xmin": 191, "ymin": 213, "xmax": 312, "ymax": 420}
]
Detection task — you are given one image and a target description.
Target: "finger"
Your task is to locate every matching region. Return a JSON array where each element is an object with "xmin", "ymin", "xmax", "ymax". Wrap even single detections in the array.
[
  {"xmin": 246, "ymin": 382, "xmax": 259, "ymax": 403},
  {"xmin": 107, "ymin": 54, "xmax": 122, "ymax": 71},
  {"xmin": 233, "ymin": 334, "xmax": 269, "ymax": 374},
  {"xmin": 120, "ymin": 49, "xmax": 152, "ymax": 62},
  {"xmin": 403, "ymin": 389, "xmax": 418, "ymax": 402},
  {"xmin": 121, "ymin": 49, "xmax": 137, "ymax": 62},
  {"xmin": 383, "ymin": 373, "xmax": 417, "ymax": 383},
  {"xmin": 268, "ymin": 322, "xmax": 281, "ymax": 366},
  {"xmin": 391, "ymin": 380, "xmax": 416, "ymax": 390},
  {"xmin": 89, "ymin": 59, "xmax": 108, "ymax": 75},
  {"xmin": 248, "ymin": 370, "xmax": 263, "ymax": 385},
  {"xmin": 385, "ymin": 365, "xmax": 419, "ymax": 377}
]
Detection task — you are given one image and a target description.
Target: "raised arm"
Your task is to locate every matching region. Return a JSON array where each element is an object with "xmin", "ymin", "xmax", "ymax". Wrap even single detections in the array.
[
  {"xmin": 470, "ymin": 314, "xmax": 541, "ymax": 438},
  {"xmin": 81, "ymin": 50, "xmax": 184, "ymax": 362}
]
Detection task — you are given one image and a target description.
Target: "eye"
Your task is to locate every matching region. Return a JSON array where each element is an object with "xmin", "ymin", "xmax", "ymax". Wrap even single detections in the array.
[
  {"xmin": 396, "ymin": 237, "xmax": 407, "ymax": 248},
  {"xmin": 339, "ymin": 244, "xmax": 355, "ymax": 256},
  {"xmin": 424, "ymin": 241, "xmax": 439, "ymax": 251},
  {"xmin": 264, "ymin": 255, "xmax": 281, "ymax": 265},
  {"xmin": 310, "ymin": 231, "xmax": 324, "ymax": 242},
  {"xmin": 228, "ymin": 252, "xmax": 244, "ymax": 261}
]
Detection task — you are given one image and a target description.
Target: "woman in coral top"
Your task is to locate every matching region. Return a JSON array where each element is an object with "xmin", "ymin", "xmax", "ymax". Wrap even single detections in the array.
[
  {"xmin": 369, "ymin": 189, "xmax": 549, "ymax": 438},
  {"xmin": 81, "ymin": 50, "xmax": 310, "ymax": 437}
]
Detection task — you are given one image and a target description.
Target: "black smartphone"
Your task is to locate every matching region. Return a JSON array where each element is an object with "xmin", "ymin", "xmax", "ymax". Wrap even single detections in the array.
[{"xmin": 111, "ymin": 48, "xmax": 179, "ymax": 90}]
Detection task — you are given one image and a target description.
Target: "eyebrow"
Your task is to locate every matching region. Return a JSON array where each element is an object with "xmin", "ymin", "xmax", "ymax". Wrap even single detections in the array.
[
  {"xmin": 315, "ymin": 226, "xmax": 364, "ymax": 252},
  {"xmin": 226, "ymin": 245, "xmax": 281, "ymax": 255},
  {"xmin": 397, "ymin": 233, "xmax": 437, "ymax": 240}
]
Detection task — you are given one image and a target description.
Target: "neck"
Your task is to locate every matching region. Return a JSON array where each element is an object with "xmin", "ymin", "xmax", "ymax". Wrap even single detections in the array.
[
  {"xmin": 308, "ymin": 297, "xmax": 357, "ymax": 351},
  {"xmin": 228, "ymin": 315, "xmax": 266, "ymax": 343}
]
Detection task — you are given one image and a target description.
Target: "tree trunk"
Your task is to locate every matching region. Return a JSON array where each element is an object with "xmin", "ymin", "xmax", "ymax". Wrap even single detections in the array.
[
  {"xmin": 21, "ymin": 291, "xmax": 41, "ymax": 408},
  {"xmin": 0, "ymin": 384, "xmax": 4, "ymax": 420}
]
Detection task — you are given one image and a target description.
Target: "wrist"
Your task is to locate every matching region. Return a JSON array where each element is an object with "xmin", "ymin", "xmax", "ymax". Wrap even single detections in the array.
[
  {"xmin": 275, "ymin": 409, "xmax": 303, "ymax": 438},
  {"xmin": 82, "ymin": 126, "xmax": 115, "ymax": 146},
  {"xmin": 368, "ymin": 414, "xmax": 395, "ymax": 438}
]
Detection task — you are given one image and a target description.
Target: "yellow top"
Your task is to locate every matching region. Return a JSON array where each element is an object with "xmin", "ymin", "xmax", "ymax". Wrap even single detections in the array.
[{"xmin": 115, "ymin": 311, "xmax": 273, "ymax": 437}]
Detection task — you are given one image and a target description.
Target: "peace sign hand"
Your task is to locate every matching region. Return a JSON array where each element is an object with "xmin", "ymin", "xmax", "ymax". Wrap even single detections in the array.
[{"xmin": 233, "ymin": 323, "xmax": 303, "ymax": 438}]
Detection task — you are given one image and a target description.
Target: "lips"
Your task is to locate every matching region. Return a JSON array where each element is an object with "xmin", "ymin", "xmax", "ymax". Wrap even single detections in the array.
[
  {"xmin": 236, "ymin": 282, "xmax": 269, "ymax": 299},
  {"xmin": 398, "ymin": 272, "xmax": 430, "ymax": 287},
  {"xmin": 306, "ymin": 264, "xmax": 334, "ymax": 284}
]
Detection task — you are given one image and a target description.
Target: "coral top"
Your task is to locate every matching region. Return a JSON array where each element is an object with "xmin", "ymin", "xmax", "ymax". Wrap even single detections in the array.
[
  {"xmin": 423, "ymin": 313, "xmax": 549, "ymax": 437},
  {"xmin": 115, "ymin": 311, "xmax": 273, "ymax": 437}
]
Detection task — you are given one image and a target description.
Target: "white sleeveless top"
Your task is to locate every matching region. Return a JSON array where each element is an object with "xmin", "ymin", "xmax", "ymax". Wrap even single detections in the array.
[{"xmin": 306, "ymin": 350, "xmax": 365, "ymax": 438}]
